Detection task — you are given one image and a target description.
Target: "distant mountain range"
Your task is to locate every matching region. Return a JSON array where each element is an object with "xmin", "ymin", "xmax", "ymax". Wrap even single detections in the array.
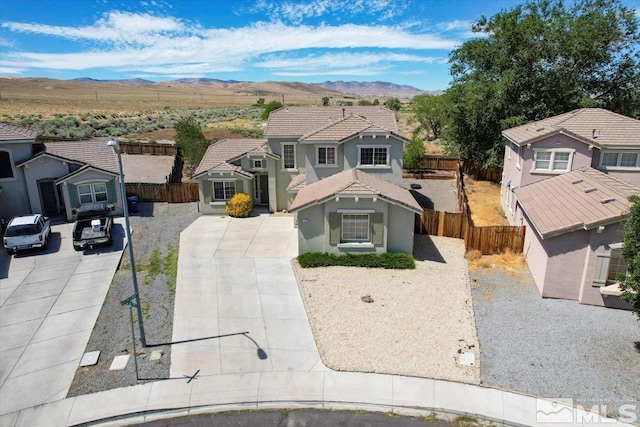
[{"xmin": 69, "ymin": 77, "xmax": 440, "ymax": 98}]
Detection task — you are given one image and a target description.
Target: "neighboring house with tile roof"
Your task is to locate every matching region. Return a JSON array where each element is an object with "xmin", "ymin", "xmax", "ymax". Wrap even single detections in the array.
[
  {"xmin": 194, "ymin": 106, "xmax": 420, "ymax": 254},
  {"xmin": 500, "ymin": 109, "xmax": 640, "ymax": 309},
  {"xmin": 14, "ymin": 139, "xmax": 123, "ymax": 221},
  {"xmin": 0, "ymin": 123, "xmax": 39, "ymax": 221}
]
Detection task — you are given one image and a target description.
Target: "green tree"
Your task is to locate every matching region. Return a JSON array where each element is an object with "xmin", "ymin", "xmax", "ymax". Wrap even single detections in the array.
[
  {"xmin": 619, "ymin": 195, "xmax": 640, "ymax": 318},
  {"xmin": 261, "ymin": 100, "xmax": 283, "ymax": 120},
  {"xmin": 409, "ymin": 94, "xmax": 448, "ymax": 140},
  {"xmin": 358, "ymin": 99, "xmax": 372, "ymax": 106},
  {"xmin": 372, "ymin": 99, "xmax": 380, "ymax": 106},
  {"xmin": 384, "ymin": 97, "xmax": 402, "ymax": 111},
  {"xmin": 446, "ymin": 0, "xmax": 640, "ymax": 166},
  {"xmin": 322, "ymin": 96, "xmax": 330, "ymax": 106},
  {"xmin": 403, "ymin": 136, "xmax": 425, "ymax": 172},
  {"xmin": 174, "ymin": 117, "xmax": 211, "ymax": 174}
]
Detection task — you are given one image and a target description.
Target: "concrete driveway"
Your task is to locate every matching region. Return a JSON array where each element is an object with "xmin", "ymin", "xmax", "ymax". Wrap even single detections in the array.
[
  {"xmin": 0, "ymin": 219, "xmax": 125, "ymax": 415},
  {"xmin": 170, "ymin": 214, "xmax": 324, "ymax": 379}
]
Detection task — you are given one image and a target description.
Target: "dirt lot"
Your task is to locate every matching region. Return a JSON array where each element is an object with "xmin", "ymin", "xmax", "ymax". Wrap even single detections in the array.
[{"xmin": 464, "ymin": 178, "xmax": 508, "ymax": 226}]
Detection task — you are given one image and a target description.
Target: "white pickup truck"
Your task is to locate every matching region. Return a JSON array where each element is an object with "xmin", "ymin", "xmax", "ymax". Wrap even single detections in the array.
[{"xmin": 3, "ymin": 214, "xmax": 51, "ymax": 255}]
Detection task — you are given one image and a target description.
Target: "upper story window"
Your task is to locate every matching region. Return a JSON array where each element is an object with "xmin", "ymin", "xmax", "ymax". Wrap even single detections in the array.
[
  {"xmin": 0, "ymin": 149, "xmax": 16, "ymax": 180},
  {"xmin": 358, "ymin": 145, "xmax": 390, "ymax": 168},
  {"xmin": 282, "ymin": 143, "xmax": 296, "ymax": 170},
  {"xmin": 316, "ymin": 146, "xmax": 337, "ymax": 166},
  {"xmin": 600, "ymin": 151, "xmax": 640, "ymax": 170},
  {"xmin": 78, "ymin": 182, "xmax": 108, "ymax": 204},
  {"xmin": 516, "ymin": 145, "xmax": 522, "ymax": 169},
  {"xmin": 252, "ymin": 159, "xmax": 263, "ymax": 169},
  {"xmin": 532, "ymin": 149, "xmax": 574, "ymax": 173}
]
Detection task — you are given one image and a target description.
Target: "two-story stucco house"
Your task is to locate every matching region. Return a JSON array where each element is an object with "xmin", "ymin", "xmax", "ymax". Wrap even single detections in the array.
[
  {"xmin": 194, "ymin": 106, "xmax": 422, "ymax": 255},
  {"xmin": 0, "ymin": 123, "xmax": 125, "ymax": 222},
  {"xmin": 500, "ymin": 109, "xmax": 639, "ymax": 309}
]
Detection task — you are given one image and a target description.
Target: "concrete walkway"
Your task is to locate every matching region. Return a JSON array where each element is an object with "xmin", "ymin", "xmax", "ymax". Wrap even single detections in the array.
[
  {"xmin": 171, "ymin": 214, "xmax": 323, "ymax": 378},
  {"xmin": 0, "ymin": 220, "xmax": 126, "ymax": 415}
]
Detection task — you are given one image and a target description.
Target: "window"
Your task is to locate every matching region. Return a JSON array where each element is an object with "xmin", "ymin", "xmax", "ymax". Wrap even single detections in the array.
[
  {"xmin": 358, "ymin": 145, "xmax": 389, "ymax": 167},
  {"xmin": 600, "ymin": 151, "xmax": 640, "ymax": 169},
  {"xmin": 0, "ymin": 149, "xmax": 15, "ymax": 180},
  {"xmin": 77, "ymin": 183, "xmax": 110, "ymax": 204},
  {"xmin": 282, "ymin": 144, "xmax": 296, "ymax": 170},
  {"xmin": 93, "ymin": 182, "xmax": 107, "ymax": 202},
  {"xmin": 317, "ymin": 146, "xmax": 337, "ymax": 166},
  {"xmin": 532, "ymin": 149, "xmax": 573, "ymax": 173},
  {"xmin": 252, "ymin": 159, "xmax": 263, "ymax": 169},
  {"xmin": 342, "ymin": 214, "xmax": 369, "ymax": 242},
  {"xmin": 607, "ymin": 248, "xmax": 628, "ymax": 285},
  {"xmin": 213, "ymin": 181, "xmax": 235, "ymax": 201},
  {"xmin": 516, "ymin": 145, "xmax": 522, "ymax": 169}
]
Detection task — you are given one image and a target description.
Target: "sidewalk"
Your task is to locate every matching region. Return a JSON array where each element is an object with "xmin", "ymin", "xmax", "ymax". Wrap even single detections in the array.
[{"xmin": 1, "ymin": 370, "xmax": 634, "ymax": 426}]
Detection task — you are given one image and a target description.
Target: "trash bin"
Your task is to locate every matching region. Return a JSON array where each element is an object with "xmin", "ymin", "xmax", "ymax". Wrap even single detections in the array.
[{"xmin": 127, "ymin": 196, "xmax": 139, "ymax": 214}]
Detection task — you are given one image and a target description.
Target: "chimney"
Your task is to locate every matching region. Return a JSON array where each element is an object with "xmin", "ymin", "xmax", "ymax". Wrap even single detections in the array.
[{"xmin": 342, "ymin": 108, "xmax": 345, "ymax": 118}]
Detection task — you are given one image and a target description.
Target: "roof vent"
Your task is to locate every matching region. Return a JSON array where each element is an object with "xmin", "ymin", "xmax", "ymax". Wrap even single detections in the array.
[
  {"xmin": 536, "ymin": 127, "xmax": 545, "ymax": 132},
  {"xmin": 601, "ymin": 197, "xmax": 615, "ymax": 204},
  {"xmin": 572, "ymin": 179, "xmax": 583, "ymax": 185},
  {"xmin": 592, "ymin": 129, "xmax": 598, "ymax": 138},
  {"xmin": 584, "ymin": 187, "xmax": 597, "ymax": 193}
]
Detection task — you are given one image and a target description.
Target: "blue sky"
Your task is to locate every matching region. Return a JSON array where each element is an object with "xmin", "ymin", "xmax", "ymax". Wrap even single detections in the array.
[{"xmin": 1, "ymin": 0, "xmax": 638, "ymax": 90}]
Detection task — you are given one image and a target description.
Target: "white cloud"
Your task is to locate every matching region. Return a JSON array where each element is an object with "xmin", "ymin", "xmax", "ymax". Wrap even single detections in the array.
[
  {"xmin": 0, "ymin": 38, "xmax": 15, "ymax": 48},
  {"xmin": 257, "ymin": 52, "xmax": 443, "ymax": 70},
  {"xmin": 251, "ymin": 0, "xmax": 410, "ymax": 24},
  {"xmin": 0, "ymin": 10, "xmax": 458, "ymax": 77},
  {"xmin": 437, "ymin": 20, "xmax": 473, "ymax": 32},
  {"xmin": 0, "ymin": 66, "xmax": 25, "ymax": 75}
]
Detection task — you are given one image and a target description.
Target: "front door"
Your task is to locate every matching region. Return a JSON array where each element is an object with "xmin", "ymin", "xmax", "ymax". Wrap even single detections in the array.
[
  {"xmin": 254, "ymin": 174, "xmax": 269, "ymax": 205},
  {"xmin": 39, "ymin": 180, "xmax": 59, "ymax": 214}
]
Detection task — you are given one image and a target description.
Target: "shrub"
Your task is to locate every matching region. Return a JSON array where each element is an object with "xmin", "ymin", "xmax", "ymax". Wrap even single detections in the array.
[
  {"xmin": 225, "ymin": 193, "xmax": 253, "ymax": 218},
  {"xmin": 297, "ymin": 252, "xmax": 415, "ymax": 269}
]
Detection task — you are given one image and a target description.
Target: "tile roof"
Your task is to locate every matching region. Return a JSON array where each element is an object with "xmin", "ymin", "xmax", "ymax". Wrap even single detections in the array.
[
  {"xmin": 264, "ymin": 106, "xmax": 398, "ymax": 136},
  {"xmin": 289, "ymin": 168, "xmax": 423, "ymax": 214},
  {"xmin": 514, "ymin": 167, "xmax": 639, "ymax": 238},
  {"xmin": 299, "ymin": 114, "xmax": 403, "ymax": 143},
  {"xmin": 502, "ymin": 108, "xmax": 640, "ymax": 148},
  {"xmin": 121, "ymin": 154, "xmax": 175, "ymax": 184},
  {"xmin": 194, "ymin": 139, "xmax": 268, "ymax": 176},
  {"xmin": 286, "ymin": 173, "xmax": 307, "ymax": 192},
  {"xmin": 0, "ymin": 123, "xmax": 38, "ymax": 141},
  {"xmin": 43, "ymin": 140, "xmax": 119, "ymax": 173}
]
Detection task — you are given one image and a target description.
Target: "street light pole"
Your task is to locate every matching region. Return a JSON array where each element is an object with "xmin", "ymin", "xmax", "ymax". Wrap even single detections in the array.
[{"xmin": 107, "ymin": 139, "xmax": 147, "ymax": 348}]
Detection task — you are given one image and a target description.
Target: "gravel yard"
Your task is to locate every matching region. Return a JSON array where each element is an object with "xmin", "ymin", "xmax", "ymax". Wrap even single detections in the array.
[
  {"xmin": 470, "ymin": 267, "xmax": 640, "ymax": 415},
  {"xmin": 294, "ymin": 235, "xmax": 479, "ymax": 383},
  {"xmin": 67, "ymin": 202, "xmax": 199, "ymax": 396}
]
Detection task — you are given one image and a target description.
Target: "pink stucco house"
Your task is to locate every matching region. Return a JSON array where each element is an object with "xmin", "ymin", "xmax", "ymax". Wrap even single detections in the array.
[{"xmin": 500, "ymin": 109, "xmax": 640, "ymax": 309}]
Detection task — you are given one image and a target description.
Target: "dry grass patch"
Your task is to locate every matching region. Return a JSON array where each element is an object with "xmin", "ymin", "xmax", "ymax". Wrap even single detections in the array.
[
  {"xmin": 466, "ymin": 249, "xmax": 525, "ymax": 275},
  {"xmin": 464, "ymin": 178, "xmax": 508, "ymax": 226}
]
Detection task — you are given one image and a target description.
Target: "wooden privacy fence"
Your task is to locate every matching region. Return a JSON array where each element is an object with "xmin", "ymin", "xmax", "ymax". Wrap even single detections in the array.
[
  {"xmin": 125, "ymin": 182, "xmax": 199, "ymax": 203},
  {"xmin": 119, "ymin": 142, "xmax": 177, "ymax": 156},
  {"xmin": 421, "ymin": 155, "xmax": 460, "ymax": 171},
  {"xmin": 415, "ymin": 210, "xmax": 525, "ymax": 254}
]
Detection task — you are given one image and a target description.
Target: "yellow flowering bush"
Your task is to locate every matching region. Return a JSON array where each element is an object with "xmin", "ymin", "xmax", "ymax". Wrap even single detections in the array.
[{"xmin": 225, "ymin": 193, "xmax": 253, "ymax": 218}]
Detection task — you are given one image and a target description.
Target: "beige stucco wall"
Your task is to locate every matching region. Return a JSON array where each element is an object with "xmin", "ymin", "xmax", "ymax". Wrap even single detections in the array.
[
  {"xmin": 539, "ymin": 228, "xmax": 590, "ymax": 300},
  {"xmin": 342, "ymin": 135, "xmax": 405, "ymax": 186}
]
